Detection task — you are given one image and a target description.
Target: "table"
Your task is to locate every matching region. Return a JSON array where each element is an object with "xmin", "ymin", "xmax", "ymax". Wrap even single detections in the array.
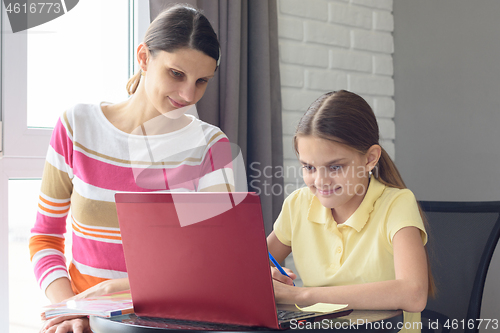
[{"xmin": 90, "ymin": 310, "xmax": 404, "ymax": 333}]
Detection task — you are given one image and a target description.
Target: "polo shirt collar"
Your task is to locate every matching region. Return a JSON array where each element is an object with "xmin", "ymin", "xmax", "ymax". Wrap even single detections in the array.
[{"xmin": 307, "ymin": 177, "xmax": 386, "ymax": 231}]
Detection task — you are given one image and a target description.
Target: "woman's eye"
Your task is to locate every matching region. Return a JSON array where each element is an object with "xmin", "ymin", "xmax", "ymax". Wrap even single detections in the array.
[
  {"xmin": 197, "ymin": 78, "xmax": 208, "ymax": 84},
  {"xmin": 171, "ymin": 70, "xmax": 183, "ymax": 78}
]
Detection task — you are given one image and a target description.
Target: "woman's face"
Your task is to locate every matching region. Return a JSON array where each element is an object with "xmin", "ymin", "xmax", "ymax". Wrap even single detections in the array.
[{"xmin": 141, "ymin": 47, "xmax": 216, "ymax": 114}]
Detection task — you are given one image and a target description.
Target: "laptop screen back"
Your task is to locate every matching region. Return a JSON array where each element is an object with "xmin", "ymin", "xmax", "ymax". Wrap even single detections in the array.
[{"xmin": 116, "ymin": 192, "xmax": 280, "ymax": 329}]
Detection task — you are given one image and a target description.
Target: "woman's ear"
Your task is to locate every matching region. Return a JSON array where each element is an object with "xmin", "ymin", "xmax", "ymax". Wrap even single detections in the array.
[
  {"xmin": 366, "ymin": 144, "xmax": 382, "ymax": 172},
  {"xmin": 137, "ymin": 43, "xmax": 150, "ymax": 72}
]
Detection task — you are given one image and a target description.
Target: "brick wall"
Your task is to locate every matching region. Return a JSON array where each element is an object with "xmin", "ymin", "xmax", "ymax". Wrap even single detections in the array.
[
  {"xmin": 278, "ymin": 0, "xmax": 395, "ymax": 197},
  {"xmin": 277, "ymin": 0, "xmax": 395, "ymax": 283}
]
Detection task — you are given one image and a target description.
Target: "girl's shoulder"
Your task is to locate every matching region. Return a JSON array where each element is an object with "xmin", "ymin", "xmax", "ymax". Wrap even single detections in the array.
[
  {"xmin": 377, "ymin": 184, "xmax": 419, "ymax": 214},
  {"xmin": 284, "ymin": 186, "xmax": 314, "ymax": 206}
]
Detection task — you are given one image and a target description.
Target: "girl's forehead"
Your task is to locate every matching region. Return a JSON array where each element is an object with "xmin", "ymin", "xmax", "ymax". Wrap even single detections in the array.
[{"xmin": 296, "ymin": 136, "xmax": 363, "ymax": 162}]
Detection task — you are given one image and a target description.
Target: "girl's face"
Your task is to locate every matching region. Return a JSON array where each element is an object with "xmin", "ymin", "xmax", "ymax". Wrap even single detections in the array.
[
  {"xmin": 297, "ymin": 135, "xmax": 376, "ymax": 222},
  {"xmin": 141, "ymin": 47, "xmax": 216, "ymax": 114}
]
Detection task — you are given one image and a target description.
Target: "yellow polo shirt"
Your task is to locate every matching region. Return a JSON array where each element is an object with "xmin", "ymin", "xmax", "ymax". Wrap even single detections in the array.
[{"xmin": 274, "ymin": 177, "xmax": 427, "ymax": 333}]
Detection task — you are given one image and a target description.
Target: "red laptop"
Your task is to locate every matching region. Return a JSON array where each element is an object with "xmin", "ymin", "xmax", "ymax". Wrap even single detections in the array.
[{"xmin": 115, "ymin": 192, "xmax": 350, "ymax": 329}]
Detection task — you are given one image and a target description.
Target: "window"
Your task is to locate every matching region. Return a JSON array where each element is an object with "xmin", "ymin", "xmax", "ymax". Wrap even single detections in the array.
[{"xmin": 0, "ymin": 1, "xmax": 149, "ymax": 332}]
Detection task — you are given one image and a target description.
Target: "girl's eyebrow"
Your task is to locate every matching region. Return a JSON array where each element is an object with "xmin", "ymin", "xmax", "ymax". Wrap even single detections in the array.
[{"xmin": 299, "ymin": 158, "xmax": 347, "ymax": 165}]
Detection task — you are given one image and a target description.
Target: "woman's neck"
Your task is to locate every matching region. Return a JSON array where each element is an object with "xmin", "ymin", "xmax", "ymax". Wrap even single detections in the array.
[{"xmin": 102, "ymin": 88, "xmax": 191, "ymax": 135}]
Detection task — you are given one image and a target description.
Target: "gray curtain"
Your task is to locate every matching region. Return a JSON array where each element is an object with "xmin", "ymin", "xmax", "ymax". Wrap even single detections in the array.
[{"xmin": 149, "ymin": 0, "xmax": 284, "ymax": 235}]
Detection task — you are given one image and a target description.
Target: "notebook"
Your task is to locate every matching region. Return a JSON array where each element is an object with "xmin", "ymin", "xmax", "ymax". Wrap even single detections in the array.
[{"xmin": 115, "ymin": 192, "xmax": 351, "ymax": 329}]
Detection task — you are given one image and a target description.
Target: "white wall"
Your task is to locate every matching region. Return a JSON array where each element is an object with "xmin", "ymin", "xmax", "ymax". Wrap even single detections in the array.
[
  {"xmin": 277, "ymin": 0, "xmax": 396, "ymax": 197},
  {"xmin": 392, "ymin": 0, "xmax": 500, "ymax": 330}
]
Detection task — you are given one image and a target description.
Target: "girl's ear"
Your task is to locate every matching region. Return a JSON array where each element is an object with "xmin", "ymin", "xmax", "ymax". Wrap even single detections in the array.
[
  {"xmin": 137, "ymin": 43, "xmax": 150, "ymax": 72},
  {"xmin": 366, "ymin": 144, "xmax": 382, "ymax": 173}
]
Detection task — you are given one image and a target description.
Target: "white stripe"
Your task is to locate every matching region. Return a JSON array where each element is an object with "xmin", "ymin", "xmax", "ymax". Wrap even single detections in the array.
[
  {"xmin": 41, "ymin": 270, "xmax": 69, "ymax": 293},
  {"xmin": 72, "ymin": 216, "xmax": 120, "ymax": 233},
  {"xmin": 38, "ymin": 199, "xmax": 70, "ymax": 211},
  {"xmin": 38, "ymin": 265, "xmax": 68, "ymax": 286},
  {"xmin": 39, "ymin": 192, "xmax": 71, "ymax": 204},
  {"xmin": 72, "ymin": 259, "xmax": 128, "ymax": 280},
  {"xmin": 32, "ymin": 249, "xmax": 66, "ymax": 268},
  {"xmin": 30, "ymin": 232, "xmax": 65, "ymax": 239},
  {"xmin": 198, "ymin": 168, "xmax": 235, "ymax": 191},
  {"xmin": 72, "ymin": 228, "xmax": 122, "ymax": 244},
  {"xmin": 73, "ymin": 176, "xmax": 116, "ymax": 202},
  {"xmin": 37, "ymin": 206, "xmax": 69, "ymax": 218},
  {"xmin": 46, "ymin": 145, "xmax": 74, "ymax": 178}
]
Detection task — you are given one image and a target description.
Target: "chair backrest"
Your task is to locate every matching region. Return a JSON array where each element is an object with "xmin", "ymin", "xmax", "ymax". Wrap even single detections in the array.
[{"xmin": 419, "ymin": 201, "xmax": 500, "ymax": 333}]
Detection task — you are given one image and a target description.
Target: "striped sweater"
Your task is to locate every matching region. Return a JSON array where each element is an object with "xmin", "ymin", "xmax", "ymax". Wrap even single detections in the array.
[{"xmin": 30, "ymin": 103, "xmax": 234, "ymax": 295}]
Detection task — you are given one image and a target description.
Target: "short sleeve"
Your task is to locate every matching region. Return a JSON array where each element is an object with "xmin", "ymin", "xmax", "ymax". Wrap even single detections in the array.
[
  {"xmin": 273, "ymin": 191, "xmax": 299, "ymax": 247},
  {"xmin": 385, "ymin": 190, "xmax": 427, "ymax": 246}
]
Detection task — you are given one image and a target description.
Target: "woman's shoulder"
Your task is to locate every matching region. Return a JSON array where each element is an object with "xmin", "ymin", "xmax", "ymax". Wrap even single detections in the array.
[{"xmin": 61, "ymin": 103, "xmax": 101, "ymax": 123}]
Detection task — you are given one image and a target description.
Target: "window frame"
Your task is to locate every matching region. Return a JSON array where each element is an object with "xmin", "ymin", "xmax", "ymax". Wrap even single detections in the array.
[{"xmin": 0, "ymin": 1, "xmax": 150, "ymax": 331}]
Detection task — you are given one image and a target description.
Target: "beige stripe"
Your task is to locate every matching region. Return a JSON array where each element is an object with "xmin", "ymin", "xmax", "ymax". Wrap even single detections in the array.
[
  {"xmin": 74, "ymin": 131, "xmax": 227, "ymax": 166},
  {"xmin": 62, "ymin": 111, "xmax": 73, "ymax": 137},
  {"xmin": 41, "ymin": 161, "xmax": 73, "ymax": 200},
  {"xmin": 70, "ymin": 191, "xmax": 120, "ymax": 229}
]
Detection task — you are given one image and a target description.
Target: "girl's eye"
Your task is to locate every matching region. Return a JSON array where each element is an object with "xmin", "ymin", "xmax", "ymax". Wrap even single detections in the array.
[
  {"xmin": 330, "ymin": 165, "xmax": 341, "ymax": 171},
  {"xmin": 302, "ymin": 165, "xmax": 315, "ymax": 172}
]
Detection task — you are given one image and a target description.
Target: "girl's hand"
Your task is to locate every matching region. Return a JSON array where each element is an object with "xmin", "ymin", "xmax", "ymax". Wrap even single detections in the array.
[
  {"xmin": 68, "ymin": 278, "xmax": 130, "ymax": 301},
  {"xmin": 40, "ymin": 315, "xmax": 90, "ymax": 333},
  {"xmin": 270, "ymin": 266, "xmax": 297, "ymax": 286},
  {"xmin": 272, "ymin": 279, "xmax": 302, "ymax": 305}
]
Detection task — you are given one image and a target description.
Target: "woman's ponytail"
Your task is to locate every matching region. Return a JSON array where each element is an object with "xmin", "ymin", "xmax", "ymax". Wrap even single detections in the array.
[{"xmin": 126, "ymin": 70, "xmax": 142, "ymax": 96}]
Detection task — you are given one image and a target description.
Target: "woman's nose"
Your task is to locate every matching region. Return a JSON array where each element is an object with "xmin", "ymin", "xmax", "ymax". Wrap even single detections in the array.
[{"xmin": 178, "ymin": 82, "xmax": 196, "ymax": 103}]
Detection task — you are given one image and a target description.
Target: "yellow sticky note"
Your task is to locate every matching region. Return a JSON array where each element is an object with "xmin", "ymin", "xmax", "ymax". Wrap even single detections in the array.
[{"xmin": 295, "ymin": 303, "xmax": 348, "ymax": 313}]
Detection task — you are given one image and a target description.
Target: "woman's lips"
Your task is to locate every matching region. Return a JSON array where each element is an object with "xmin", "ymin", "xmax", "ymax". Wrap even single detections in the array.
[{"xmin": 168, "ymin": 97, "xmax": 188, "ymax": 108}]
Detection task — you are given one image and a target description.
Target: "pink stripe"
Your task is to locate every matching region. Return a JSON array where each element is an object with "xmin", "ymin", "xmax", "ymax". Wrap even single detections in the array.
[
  {"xmin": 34, "ymin": 254, "xmax": 67, "ymax": 282},
  {"xmin": 71, "ymin": 233, "xmax": 127, "ymax": 272},
  {"xmin": 50, "ymin": 118, "xmax": 74, "ymax": 168},
  {"xmin": 73, "ymin": 150, "xmax": 211, "ymax": 191},
  {"xmin": 32, "ymin": 212, "xmax": 68, "ymax": 235}
]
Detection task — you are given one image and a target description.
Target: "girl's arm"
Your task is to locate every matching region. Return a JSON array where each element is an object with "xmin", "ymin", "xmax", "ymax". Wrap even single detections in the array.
[
  {"xmin": 267, "ymin": 232, "xmax": 297, "ymax": 285},
  {"xmin": 273, "ymin": 226, "xmax": 428, "ymax": 313}
]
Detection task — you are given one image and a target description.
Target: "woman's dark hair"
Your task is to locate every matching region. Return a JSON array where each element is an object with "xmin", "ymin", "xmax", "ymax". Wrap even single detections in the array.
[
  {"xmin": 294, "ymin": 90, "xmax": 436, "ymax": 297},
  {"xmin": 126, "ymin": 3, "xmax": 220, "ymax": 95}
]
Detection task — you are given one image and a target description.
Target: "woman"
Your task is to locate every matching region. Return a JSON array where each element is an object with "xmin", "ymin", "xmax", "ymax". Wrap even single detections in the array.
[{"xmin": 33, "ymin": 4, "xmax": 233, "ymax": 333}]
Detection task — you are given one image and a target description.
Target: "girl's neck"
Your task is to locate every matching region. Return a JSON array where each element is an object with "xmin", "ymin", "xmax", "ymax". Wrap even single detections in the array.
[{"xmin": 331, "ymin": 176, "xmax": 371, "ymax": 224}]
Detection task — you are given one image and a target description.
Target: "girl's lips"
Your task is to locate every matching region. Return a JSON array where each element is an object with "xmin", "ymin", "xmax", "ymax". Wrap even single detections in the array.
[
  {"xmin": 168, "ymin": 97, "xmax": 188, "ymax": 108},
  {"xmin": 316, "ymin": 187, "xmax": 340, "ymax": 196}
]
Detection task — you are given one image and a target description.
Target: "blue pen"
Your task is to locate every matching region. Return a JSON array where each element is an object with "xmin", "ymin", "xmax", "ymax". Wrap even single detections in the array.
[{"xmin": 268, "ymin": 252, "xmax": 295, "ymax": 286}]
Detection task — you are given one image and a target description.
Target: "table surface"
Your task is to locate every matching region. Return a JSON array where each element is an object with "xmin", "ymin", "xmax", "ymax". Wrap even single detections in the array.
[{"xmin": 90, "ymin": 309, "xmax": 404, "ymax": 333}]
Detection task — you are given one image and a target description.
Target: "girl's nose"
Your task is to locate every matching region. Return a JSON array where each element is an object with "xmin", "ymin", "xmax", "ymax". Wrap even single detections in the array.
[{"xmin": 314, "ymin": 167, "xmax": 332, "ymax": 188}]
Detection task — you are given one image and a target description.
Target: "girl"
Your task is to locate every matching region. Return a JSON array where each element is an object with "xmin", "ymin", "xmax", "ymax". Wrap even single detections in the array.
[
  {"xmin": 34, "ymin": 4, "xmax": 234, "ymax": 333},
  {"xmin": 268, "ymin": 90, "xmax": 433, "ymax": 333}
]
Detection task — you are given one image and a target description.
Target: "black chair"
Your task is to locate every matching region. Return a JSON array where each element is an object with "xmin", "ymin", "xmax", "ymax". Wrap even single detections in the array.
[{"xmin": 419, "ymin": 201, "xmax": 500, "ymax": 333}]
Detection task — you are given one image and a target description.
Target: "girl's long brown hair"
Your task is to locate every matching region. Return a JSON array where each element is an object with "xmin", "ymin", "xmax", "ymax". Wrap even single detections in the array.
[{"xmin": 293, "ymin": 90, "xmax": 435, "ymax": 297}]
